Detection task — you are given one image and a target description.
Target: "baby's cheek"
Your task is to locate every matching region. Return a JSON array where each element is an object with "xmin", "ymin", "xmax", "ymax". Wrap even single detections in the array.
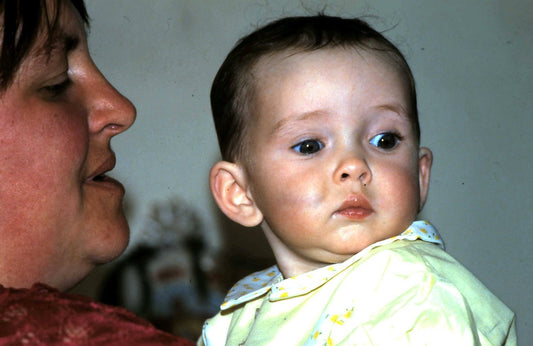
[
  {"xmin": 276, "ymin": 183, "xmax": 325, "ymax": 214},
  {"xmin": 380, "ymin": 169, "xmax": 420, "ymax": 216}
]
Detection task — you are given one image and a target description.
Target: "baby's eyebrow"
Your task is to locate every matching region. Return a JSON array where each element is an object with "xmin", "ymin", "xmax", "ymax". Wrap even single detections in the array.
[
  {"xmin": 269, "ymin": 110, "xmax": 327, "ymax": 137},
  {"xmin": 374, "ymin": 103, "xmax": 409, "ymax": 118}
]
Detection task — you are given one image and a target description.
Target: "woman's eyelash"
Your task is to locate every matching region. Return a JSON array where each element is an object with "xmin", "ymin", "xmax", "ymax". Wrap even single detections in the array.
[{"xmin": 42, "ymin": 79, "xmax": 72, "ymax": 97}]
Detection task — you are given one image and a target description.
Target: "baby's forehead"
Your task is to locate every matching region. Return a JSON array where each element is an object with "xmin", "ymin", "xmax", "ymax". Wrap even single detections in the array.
[
  {"xmin": 245, "ymin": 45, "xmax": 419, "ymax": 140},
  {"xmin": 260, "ymin": 44, "xmax": 390, "ymax": 64},
  {"xmin": 252, "ymin": 46, "xmax": 406, "ymax": 87},
  {"xmin": 251, "ymin": 46, "xmax": 407, "ymax": 93}
]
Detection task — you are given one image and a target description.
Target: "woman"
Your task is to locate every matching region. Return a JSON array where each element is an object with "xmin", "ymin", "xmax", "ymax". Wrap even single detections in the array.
[{"xmin": 0, "ymin": 1, "xmax": 192, "ymax": 343}]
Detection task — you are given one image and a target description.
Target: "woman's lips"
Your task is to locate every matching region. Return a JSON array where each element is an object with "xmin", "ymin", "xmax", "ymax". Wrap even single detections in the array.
[
  {"xmin": 84, "ymin": 154, "xmax": 125, "ymax": 195},
  {"xmin": 85, "ymin": 174, "xmax": 125, "ymax": 194}
]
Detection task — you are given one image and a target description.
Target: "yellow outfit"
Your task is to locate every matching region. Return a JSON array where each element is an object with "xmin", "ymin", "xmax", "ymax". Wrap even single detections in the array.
[{"xmin": 199, "ymin": 221, "xmax": 516, "ymax": 345}]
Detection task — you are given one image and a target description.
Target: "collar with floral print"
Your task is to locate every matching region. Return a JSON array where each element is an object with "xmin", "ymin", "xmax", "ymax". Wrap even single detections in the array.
[{"xmin": 220, "ymin": 220, "xmax": 443, "ymax": 311}]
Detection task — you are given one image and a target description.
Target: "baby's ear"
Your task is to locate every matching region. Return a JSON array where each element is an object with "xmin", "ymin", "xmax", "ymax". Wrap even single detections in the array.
[
  {"xmin": 209, "ymin": 161, "xmax": 263, "ymax": 227},
  {"xmin": 418, "ymin": 147, "xmax": 433, "ymax": 211}
]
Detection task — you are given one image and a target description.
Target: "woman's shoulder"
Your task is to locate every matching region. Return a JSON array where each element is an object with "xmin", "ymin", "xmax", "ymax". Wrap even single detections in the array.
[{"xmin": 0, "ymin": 283, "xmax": 194, "ymax": 345}]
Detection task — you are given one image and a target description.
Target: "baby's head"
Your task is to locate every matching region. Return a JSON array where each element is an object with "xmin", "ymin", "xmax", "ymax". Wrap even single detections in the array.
[
  {"xmin": 211, "ymin": 15, "xmax": 419, "ymax": 163},
  {"xmin": 210, "ymin": 15, "xmax": 433, "ymax": 277}
]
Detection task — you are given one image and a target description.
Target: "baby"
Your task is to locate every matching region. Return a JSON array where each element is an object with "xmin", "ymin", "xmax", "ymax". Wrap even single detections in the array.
[{"xmin": 200, "ymin": 15, "xmax": 516, "ymax": 345}]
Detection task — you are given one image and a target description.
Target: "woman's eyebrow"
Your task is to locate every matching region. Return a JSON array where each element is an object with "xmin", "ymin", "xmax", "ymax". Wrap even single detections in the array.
[
  {"xmin": 62, "ymin": 34, "xmax": 80, "ymax": 53},
  {"xmin": 49, "ymin": 33, "xmax": 80, "ymax": 54},
  {"xmin": 34, "ymin": 32, "xmax": 80, "ymax": 61}
]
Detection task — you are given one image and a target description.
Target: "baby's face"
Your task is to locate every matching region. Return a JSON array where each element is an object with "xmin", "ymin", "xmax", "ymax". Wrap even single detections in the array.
[{"xmin": 243, "ymin": 48, "xmax": 431, "ymax": 276}]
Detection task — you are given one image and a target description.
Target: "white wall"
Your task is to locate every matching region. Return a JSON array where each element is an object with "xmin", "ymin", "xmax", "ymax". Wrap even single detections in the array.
[{"xmin": 83, "ymin": 0, "xmax": 532, "ymax": 342}]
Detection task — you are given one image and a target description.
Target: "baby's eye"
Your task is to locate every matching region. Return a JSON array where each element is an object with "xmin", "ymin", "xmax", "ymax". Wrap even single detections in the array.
[
  {"xmin": 369, "ymin": 132, "xmax": 400, "ymax": 150},
  {"xmin": 292, "ymin": 139, "xmax": 324, "ymax": 155}
]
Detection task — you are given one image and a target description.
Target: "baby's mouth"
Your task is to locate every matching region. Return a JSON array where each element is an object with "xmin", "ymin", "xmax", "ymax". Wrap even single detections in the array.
[
  {"xmin": 335, "ymin": 194, "xmax": 374, "ymax": 220},
  {"xmin": 336, "ymin": 206, "xmax": 373, "ymax": 219}
]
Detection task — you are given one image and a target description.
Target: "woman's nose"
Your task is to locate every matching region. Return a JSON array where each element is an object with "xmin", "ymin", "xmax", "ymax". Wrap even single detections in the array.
[
  {"xmin": 87, "ymin": 67, "xmax": 136, "ymax": 137},
  {"xmin": 334, "ymin": 152, "xmax": 372, "ymax": 187}
]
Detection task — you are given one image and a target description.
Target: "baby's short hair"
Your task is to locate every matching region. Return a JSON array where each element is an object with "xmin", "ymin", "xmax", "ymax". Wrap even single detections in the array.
[{"xmin": 211, "ymin": 14, "xmax": 420, "ymax": 162}]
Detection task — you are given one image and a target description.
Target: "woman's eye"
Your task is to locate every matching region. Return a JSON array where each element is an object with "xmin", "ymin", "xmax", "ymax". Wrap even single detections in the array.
[
  {"xmin": 369, "ymin": 132, "xmax": 400, "ymax": 150},
  {"xmin": 292, "ymin": 139, "xmax": 324, "ymax": 155},
  {"xmin": 41, "ymin": 79, "xmax": 72, "ymax": 98}
]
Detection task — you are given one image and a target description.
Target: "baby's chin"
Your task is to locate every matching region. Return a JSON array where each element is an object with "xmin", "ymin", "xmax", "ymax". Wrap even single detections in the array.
[
  {"xmin": 318, "ymin": 234, "xmax": 401, "ymax": 264},
  {"xmin": 295, "ymin": 249, "xmax": 359, "ymax": 275}
]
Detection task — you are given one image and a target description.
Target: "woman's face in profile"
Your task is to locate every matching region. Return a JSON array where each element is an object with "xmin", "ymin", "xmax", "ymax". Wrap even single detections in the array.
[{"xmin": 0, "ymin": 0, "xmax": 136, "ymax": 290}]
